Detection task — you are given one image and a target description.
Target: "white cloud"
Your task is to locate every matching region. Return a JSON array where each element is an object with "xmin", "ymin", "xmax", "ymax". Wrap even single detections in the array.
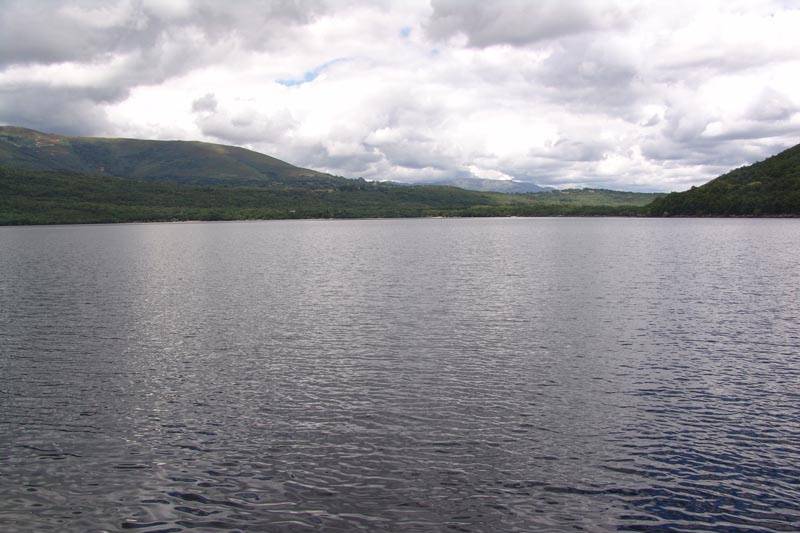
[
  {"xmin": 1, "ymin": 0, "xmax": 800, "ymax": 191},
  {"xmin": 426, "ymin": 0, "xmax": 635, "ymax": 47}
]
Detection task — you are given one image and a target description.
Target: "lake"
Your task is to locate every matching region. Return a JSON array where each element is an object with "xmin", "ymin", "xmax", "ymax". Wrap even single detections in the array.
[{"xmin": 1, "ymin": 218, "xmax": 798, "ymax": 532}]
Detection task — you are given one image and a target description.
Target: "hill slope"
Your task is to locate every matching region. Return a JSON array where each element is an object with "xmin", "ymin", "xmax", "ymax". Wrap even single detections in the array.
[
  {"xmin": 0, "ymin": 167, "xmax": 656, "ymax": 225},
  {"xmin": 0, "ymin": 126, "xmax": 347, "ymax": 188},
  {"xmin": 530, "ymin": 188, "xmax": 662, "ymax": 207},
  {"xmin": 649, "ymin": 143, "xmax": 800, "ymax": 216},
  {"xmin": 0, "ymin": 125, "xmax": 665, "ymax": 225}
]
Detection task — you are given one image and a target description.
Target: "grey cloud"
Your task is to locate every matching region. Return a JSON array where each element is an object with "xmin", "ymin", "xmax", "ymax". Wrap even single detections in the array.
[
  {"xmin": 746, "ymin": 88, "xmax": 797, "ymax": 122},
  {"xmin": 640, "ymin": 88, "xmax": 799, "ymax": 173},
  {"xmin": 492, "ymin": 154, "xmax": 576, "ymax": 181},
  {"xmin": 0, "ymin": 36, "xmax": 218, "ymax": 134},
  {"xmin": 638, "ymin": 125, "xmax": 755, "ymax": 168},
  {"xmin": 0, "ymin": 0, "xmax": 327, "ymax": 68},
  {"xmin": 365, "ymin": 131, "xmax": 459, "ymax": 171},
  {"xmin": 529, "ymin": 36, "xmax": 644, "ymax": 113},
  {"xmin": 658, "ymin": 101, "xmax": 715, "ymax": 144},
  {"xmin": 192, "ymin": 93, "xmax": 218, "ymax": 113},
  {"xmin": 195, "ymin": 106, "xmax": 297, "ymax": 146},
  {"xmin": 640, "ymin": 131, "xmax": 793, "ymax": 171},
  {"xmin": 0, "ymin": 86, "xmax": 111, "ymax": 135},
  {"xmin": 311, "ymin": 148, "xmax": 383, "ymax": 174},
  {"xmin": 273, "ymin": 88, "xmax": 465, "ymax": 176},
  {"xmin": 0, "ymin": 0, "xmax": 322, "ymax": 135},
  {"xmin": 271, "ymin": 137, "xmax": 385, "ymax": 175},
  {"xmin": 641, "ymin": 114, "xmax": 661, "ymax": 127},
  {"xmin": 161, "ymin": 0, "xmax": 328, "ymax": 56},
  {"xmin": 189, "ymin": 95, "xmax": 389, "ymax": 176},
  {"xmin": 426, "ymin": 0, "xmax": 632, "ymax": 47},
  {"xmin": 190, "ymin": 91, "xmax": 421, "ymax": 176},
  {"xmin": 656, "ymin": 46, "xmax": 798, "ymax": 79},
  {"xmin": 0, "ymin": 1, "xmax": 133, "ymax": 67},
  {"xmin": 702, "ymin": 121, "xmax": 798, "ymax": 143},
  {"xmin": 535, "ymin": 139, "xmax": 609, "ymax": 162}
]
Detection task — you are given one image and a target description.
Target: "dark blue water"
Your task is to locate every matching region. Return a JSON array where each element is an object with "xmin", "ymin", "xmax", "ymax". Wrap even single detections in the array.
[{"xmin": 1, "ymin": 218, "xmax": 798, "ymax": 532}]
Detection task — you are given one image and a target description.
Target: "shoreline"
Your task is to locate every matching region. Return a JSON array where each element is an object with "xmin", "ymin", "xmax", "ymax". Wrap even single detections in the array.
[{"xmin": 2, "ymin": 212, "xmax": 798, "ymax": 228}]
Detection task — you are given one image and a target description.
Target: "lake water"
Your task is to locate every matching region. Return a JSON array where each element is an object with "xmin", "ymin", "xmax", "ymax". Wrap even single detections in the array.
[{"xmin": 1, "ymin": 218, "xmax": 799, "ymax": 532}]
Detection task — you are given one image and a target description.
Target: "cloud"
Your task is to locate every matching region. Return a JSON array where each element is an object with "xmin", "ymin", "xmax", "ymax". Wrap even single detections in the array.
[
  {"xmin": 195, "ymin": 103, "xmax": 297, "ymax": 146},
  {"xmin": 191, "ymin": 93, "xmax": 218, "ymax": 113},
  {"xmin": 0, "ymin": 0, "xmax": 329, "ymax": 135},
  {"xmin": 0, "ymin": 0, "xmax": 328, "ymax": 67},
  {"xmin": 2, "ymin": 0, "xmax": 800, "ymax": 191},
  {"xmin": 746, "ymin": 88, "xmax": 798, "ymax": 122},
  {"xmin": 426, "ymin": 0, "xmax": 634, "ymax": 47},
  {"xmin": 0, "ymin": 86, "xmax": 111, "ymax": 135}
]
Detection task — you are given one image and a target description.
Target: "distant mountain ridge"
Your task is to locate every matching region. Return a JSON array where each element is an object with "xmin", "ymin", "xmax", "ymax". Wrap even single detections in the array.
[
  {"xmin": 649, "ymin": 142, "xmax": 800, "ymax": 216},
  {"xmin": 0, "ymin": 166, "xmax": 656, "ymax": 225},
  {"xmin": 418, "ymin": 177, "xmax": 550, "ymax": 193},
  {"xmin": 0, "ymin": 126, "xmax": 347, "ymax": 189},
  {"xmin": 0, "ymin": 124, "xmax": 725, "ymax": 226}
]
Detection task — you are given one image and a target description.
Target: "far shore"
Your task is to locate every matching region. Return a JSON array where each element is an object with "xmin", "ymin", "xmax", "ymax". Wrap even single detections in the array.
[{"xmin": 3, "ymin": 212, "xmax": 799, "ymax": 228}]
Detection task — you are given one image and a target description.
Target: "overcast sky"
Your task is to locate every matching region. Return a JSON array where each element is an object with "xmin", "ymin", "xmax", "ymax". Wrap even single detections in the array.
[{"xmin": 1, "ymin": 0, "xmax": 799, "ymax": 191}]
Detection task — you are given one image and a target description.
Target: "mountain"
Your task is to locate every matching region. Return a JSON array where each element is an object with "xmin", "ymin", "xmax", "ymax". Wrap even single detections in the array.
[
  {"xmin": 419, "ymin": 177, "xmax": 550, "ymax": 193},
  {"xmin": 0, "ymin": 167, "xmax": 654, "ymax": 225},
  {"xmin": 0, "ymin": 166, "xmax": 484, "ymax": 224},
  {"xmin": 0, "ymin": 126, "xmax": 348, "ymax": 189},
  {"xmin": 649, "ymin": 143, "xmax": 800, "ymax": 216},
  {"xmin": 0, "ymin": 125, "xmax": 661, "ymax": 225}
]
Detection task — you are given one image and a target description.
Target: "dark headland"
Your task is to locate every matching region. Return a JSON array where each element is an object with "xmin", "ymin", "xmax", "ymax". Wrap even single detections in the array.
[{"xmin": 0, "ymin": 126, "xmax": 797, "ymax": 225}]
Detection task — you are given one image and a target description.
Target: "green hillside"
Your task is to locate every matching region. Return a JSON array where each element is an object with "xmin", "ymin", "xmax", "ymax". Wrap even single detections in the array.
[
  {"xmin": 0, "ymin": 166, "xmax": 656, "ymax": 225},
  {"xmin": 528, "ymin": 188, "xmax": 662, "ymax": 207},
  {"xmin": 0, "ymin": 126, "xmax": 669, "ymax": 225},
  {"xmin": 3, "ymin": 126, "xmax": 797, "ymax": 221},
  {"xmin": 0, "ymin": 126, "xmax": 347, "ymax": 188},
  {"xmin": 649, "ymin": 143, "xmax": 800, "ymax": 216}
]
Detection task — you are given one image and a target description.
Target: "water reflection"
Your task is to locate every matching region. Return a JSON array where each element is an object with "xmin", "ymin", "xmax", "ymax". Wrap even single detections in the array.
[{"xmin": 1, "ymin": 218, "xmax": 799, "ymax": 531}]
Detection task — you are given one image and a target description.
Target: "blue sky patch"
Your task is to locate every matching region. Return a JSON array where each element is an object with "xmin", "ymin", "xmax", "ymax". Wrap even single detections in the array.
[{"xmin": 277, "ymin": 58, "xmax": 350, "ymax": 87}]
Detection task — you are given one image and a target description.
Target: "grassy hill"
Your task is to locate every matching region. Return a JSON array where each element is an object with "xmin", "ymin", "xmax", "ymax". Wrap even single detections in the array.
[
  {"xmin": 4, "ymin": 126, "xmax": 797, "ymax": 222},
  {"xmin": 649, "ymin": 143, "xmax": 800, "ymax": 216},
  {"xmin": 0, "ymin": 126, "xmax": 668, "ymax": 225},
  {"xmin": 527, "ymin": 188, "xmax": 662, "ymax": 207},
  {"xmin": 0, "ymin": 126, "xmax": 348, "ymax": 189},
  {"xmin": 0, "ymin": 166, "xmax": 659, "ymax": 225}
]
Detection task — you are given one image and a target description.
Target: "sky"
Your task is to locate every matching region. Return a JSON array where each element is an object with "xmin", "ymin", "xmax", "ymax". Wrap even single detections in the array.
[{"xmin": 1, "ymin": 1, "xmax": 799, "ymax": 191}]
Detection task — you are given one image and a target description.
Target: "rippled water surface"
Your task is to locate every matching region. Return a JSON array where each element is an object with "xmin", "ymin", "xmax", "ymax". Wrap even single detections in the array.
[{"xmin": 1, "ymin": 218, "xmax": 799, "ymax": 532}]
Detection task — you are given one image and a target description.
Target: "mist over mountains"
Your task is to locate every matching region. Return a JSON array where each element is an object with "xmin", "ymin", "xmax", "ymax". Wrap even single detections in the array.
[{"xmin": 412, "ymin": 178, "xmax": 551, "ymax": 194}]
